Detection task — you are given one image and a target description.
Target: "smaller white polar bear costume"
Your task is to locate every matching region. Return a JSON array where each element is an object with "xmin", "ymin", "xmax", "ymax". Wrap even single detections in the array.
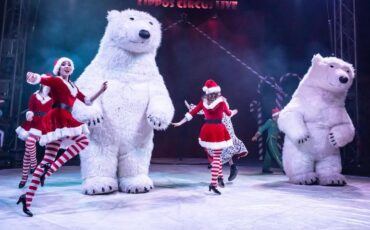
[
  {"xmin": 72, "ymin": 9, "xmax": 174, "ymax": 194},
  {"xmin": 278, "ymin": 54, "xmax": 355, "ymax": 186}
]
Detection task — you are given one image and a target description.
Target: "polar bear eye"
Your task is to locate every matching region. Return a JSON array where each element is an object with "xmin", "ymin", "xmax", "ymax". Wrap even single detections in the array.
[
  {"xmin": 130, "ymin": 17, "xmax": 134, "ymax": 21},
  {"xmin": 329, "ymin": 65, "xmax": 334, "ymax": 68},
  {"xmin": 149, "ymin": 22, "xmax": 153, "ymax": 25}
]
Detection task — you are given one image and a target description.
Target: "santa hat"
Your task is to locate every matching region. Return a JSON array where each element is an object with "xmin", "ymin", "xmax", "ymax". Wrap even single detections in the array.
[
  {"xmin": 53, "ymin": 57, "xmax": 74, "ymax": 75},
  {"xmin": 202, "ymin": 79, "xmax": 221, "ymax": 94},
  {"xmin": 272, "ymin": 107, "xmax": 280, "ymax": 117}
]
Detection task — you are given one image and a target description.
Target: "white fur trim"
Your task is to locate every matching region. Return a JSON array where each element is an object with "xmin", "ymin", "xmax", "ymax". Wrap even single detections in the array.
[
  {"xmin": 198, "ymin": 138, "xmax": 233, "ymax": 149},
  {"xmin": 15, "ymin": 126, "xmax": 29, "ymax": 141},
  {"xmin": 84, "ymin": 97, "xmax": 92, "ymax": 106},
  {"xmin": 203, "ymin": 86, "xmax": 221, "ymax": 94},
  {"xmin": 35, "ymin": 91, "xmax": 52, "ymax": 104},
  {"xmin": 53, "ymin": 57, "xmax": 74, "ymax": 75},
  {"xmin": 185, "ymin": 112, "xmax": 193, "ymax": 121},
  {"xmin": 28, "ymin": 128, "xmax": 42, "ymax": 137},
  {"xmin": 57, "ymin": 76, "xmax": 78, "ymax": 97},
  {"xmin": 203, "ymin": 97, "xmax": 223, "ymax": 110},
  {"xmin": 39, "ymin": 124, "xmax": 89, "ymax": 146}
]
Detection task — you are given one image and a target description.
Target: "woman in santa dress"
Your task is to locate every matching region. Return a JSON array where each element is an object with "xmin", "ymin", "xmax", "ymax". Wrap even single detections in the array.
[
  {"xmin": 172, "ymin": 79, "xmax": 237, "ymax": 195},
  {"xmin": 15, "ymin": 85, "xmax": 53, "ymax": 188},
  {"xmin": 17, "ymin": 57, "xmax": 107, "ymax": 217},
  {"xmin": 184, "ymin": 99, "xmax": 248, "ymax": 182}
]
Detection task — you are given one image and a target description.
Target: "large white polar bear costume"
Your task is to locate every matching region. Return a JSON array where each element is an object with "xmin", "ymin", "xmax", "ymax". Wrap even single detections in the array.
[
  {"xmin": 278, "ymin": 54, "xmax": 355, "ymax": 186},
  {"xmin": 72, "ymin": 9, "xmax": 174, "ymax": 194}
]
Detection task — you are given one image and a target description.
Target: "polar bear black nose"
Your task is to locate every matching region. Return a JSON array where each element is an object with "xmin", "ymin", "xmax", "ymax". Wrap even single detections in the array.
[
  {"xmin": 139, "ymin": 30, "xmax": 150, "ymax": 39},
  {"xmin": 339, "ymin": 76, "xmax": 348, "ymax": 84}
]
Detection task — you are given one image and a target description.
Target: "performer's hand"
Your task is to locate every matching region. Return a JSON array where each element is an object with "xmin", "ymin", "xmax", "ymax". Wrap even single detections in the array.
[
  {"xmin": 172, "ymin": 119, "xmax": 187, "ymax": 127},
  {"xmin": 231, "ymin": 109, "xmax": 238, "ymax": 117},
  {"xmin": 237, "ymin": 151, "xmax": 249, "ymax": 159},
  {"xmin": 251, "ymin": 134, "xmax": 259, "ymax": 142},
  {"xmin": 26, "ymin": 72, "xmax": 37, "ymax": 83},
  {"xmin": 171, "ymin": 122, "xmax": 182, "ymax": 127},
  {"xmin": 184, "ymin": 100, "xmax": 191, "ymax": 110},
  {"xmin": 26, "ymin": 111, "xmax": 34, "ymax": 121}
]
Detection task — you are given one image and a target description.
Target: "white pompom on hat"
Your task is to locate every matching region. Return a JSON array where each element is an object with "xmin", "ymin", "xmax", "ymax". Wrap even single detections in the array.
[
  {"xmin": 53, "ymin": 57, "xmax": 74, "ymax": 75},
  {"xmin": 202, "ymin": 79, "xmax": 221, "ymax": 94}
]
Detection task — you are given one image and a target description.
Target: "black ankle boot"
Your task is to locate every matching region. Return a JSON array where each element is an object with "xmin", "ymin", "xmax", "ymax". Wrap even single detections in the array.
[
  {"xmin": 18, "ymin": 181, "xmax": 26, "ymax": 189},
  {"xmin": 207, "ymin": 164, "xmax": 212, "ymax": 169},
  {"xmin": 17, "ymin": 194, "xmax": 33, "ymax": 217},
  {"xmin": 208, "ymin": 184, "xmax": 221, "ymax": 195},
  {"xmin": 217, "ymin": 176, "xmax": 225, "ymax": 188},
  {"xmin": 40, "ymin": 163, "xmax": 51, "ymax": 187},
  {"xmin": 228, "ymin": 164, "xmax": 238, "ymax": 181}
]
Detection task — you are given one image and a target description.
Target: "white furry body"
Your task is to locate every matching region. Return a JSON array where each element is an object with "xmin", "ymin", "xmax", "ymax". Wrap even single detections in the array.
[
  {"xmin": 72, "ymin": 10, "xmax": 174, "ymax": 194},
  {"xmin": 278, "ymin": 54, "xmax": 355, "ymax": 186}
]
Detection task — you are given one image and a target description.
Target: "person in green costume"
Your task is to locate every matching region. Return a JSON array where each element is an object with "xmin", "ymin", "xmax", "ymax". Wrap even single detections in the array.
[{"xmin": 252, "ymin": 107, "xmax": 283, "ymax": 173}]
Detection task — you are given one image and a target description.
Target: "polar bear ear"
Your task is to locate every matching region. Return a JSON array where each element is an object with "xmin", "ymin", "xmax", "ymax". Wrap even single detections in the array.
[
  {"xmin": 312, "ymin": 53, "xmax": 324, "ymax": 65},
  {"xmin": 107, "ymin": 10, "xmax": 120, "ymax": 22}
]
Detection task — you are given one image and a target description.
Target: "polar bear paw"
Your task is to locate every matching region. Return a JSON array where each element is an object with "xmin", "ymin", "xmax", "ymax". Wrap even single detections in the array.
[
  {"xmin": 86, "ymin": 115, "xmax": 104, "ymax": 127},
  {"xmin": 328, "ymin": 131, "xmax": 348, "ymax": 148},
  {"xmin": 147, "ymin": 114, "xmax": 169, "ymax": 130},
  {"xmin": 318, "ymin": 173, "xmax": 347, "ymax": 186},
  {"xmin": 290, "ymin": 172, "xmax": 318, "ymax": 185},
  {"xmin": 82, "ymin": 177, "xmax": 118, "ymax": 195},
  {"xmin": 119, "ymin": 174, "xmax": 154, "ymax": 194}
]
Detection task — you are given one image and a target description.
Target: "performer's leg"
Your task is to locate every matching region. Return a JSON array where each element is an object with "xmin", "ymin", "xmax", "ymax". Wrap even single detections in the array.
[
  {"xmin": 262, "ymin": 149, "xmax": 272, "ymax": 173},
  {"xmin": 228, "ymin": 158, "xmax": 238, "ymax": 181},
  {"xmin": 204, "ymin": 148, "xmax": 213, "ymax": 169},
  {"xmin": 46, "ymin": 135, "xmax": 89, "ymax": 178},
  {"xmin": 268, "ymin": 139, "xmax": 284, "ymax": 170},
  {"xmin": 25, "ymin": 140, "xmax": 61, "ymax": 207},
  {"xmin": 29, "ymin": 138, "xmax": 38, "ymax": 171},
  {"xmin": 20, "ymin": 136, "xmax": 37, "ymax": 185},
  {"xmin": 211, "ymin": 149, "xmax": 222, "ymax": 186}
]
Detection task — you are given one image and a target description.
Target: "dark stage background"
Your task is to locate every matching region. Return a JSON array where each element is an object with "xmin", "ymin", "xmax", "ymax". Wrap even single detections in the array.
[{"xmin": 1, "ymin": 0, "xmax": 370, "ymax": 175}]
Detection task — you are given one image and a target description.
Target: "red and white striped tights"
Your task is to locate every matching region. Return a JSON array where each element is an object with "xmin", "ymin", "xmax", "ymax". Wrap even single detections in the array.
[
  {"xmin": 20, "ymin": 135, "xmax": 38, "ymax": 184},
  {"xmin": 209, "ymin": 149, "xmax": 223, "ymax": 187},
  {"xmin": 25, "ymin": 135, "xmax": 89, "ymax": 207}
]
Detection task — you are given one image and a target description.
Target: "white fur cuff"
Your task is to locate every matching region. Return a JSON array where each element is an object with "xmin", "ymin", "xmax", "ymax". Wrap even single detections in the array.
[{"xmin": 185, "ymin": 113, "xmax": 193, "ymax": 121}]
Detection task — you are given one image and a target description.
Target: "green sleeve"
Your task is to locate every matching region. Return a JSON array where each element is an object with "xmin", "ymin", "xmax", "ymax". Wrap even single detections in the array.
[{"xmin": 257, "ymin": 119, "xmax": 272, "ymax": 134}]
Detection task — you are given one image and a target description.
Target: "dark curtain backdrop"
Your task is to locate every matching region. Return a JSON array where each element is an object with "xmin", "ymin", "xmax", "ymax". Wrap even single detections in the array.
[{"xmin": 22, "ymin": 0, "xmax": 368, "ymax": 165}]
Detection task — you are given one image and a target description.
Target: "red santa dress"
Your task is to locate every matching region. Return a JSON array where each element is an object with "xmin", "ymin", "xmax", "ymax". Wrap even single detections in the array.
[
  {"xmin": 15, "ymin": 91, "xmax": 53, "ymax": 140},
  {"xmin": 185, "ymin": 97, "xmax": 233, "ymax": 150},
  {"xmin": 36, "ymin": 75, "xmax": 90, "ymax": 146}
]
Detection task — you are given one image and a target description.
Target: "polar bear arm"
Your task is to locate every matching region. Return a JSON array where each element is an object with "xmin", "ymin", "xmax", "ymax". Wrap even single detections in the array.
[
  {"xmin": 329, "ymin": 114, "xmax": 355, "ymax": 147},
  {"xmin": 277, "ymin": 109, "xmax": 308, "ymax": 141},
  {"xmin": 72, "ymin": 69, "xmax": 104, "ymax": 125},
  {"xmin": 147, "ymin": 76, "xmax": 175, "ymax": 128}
]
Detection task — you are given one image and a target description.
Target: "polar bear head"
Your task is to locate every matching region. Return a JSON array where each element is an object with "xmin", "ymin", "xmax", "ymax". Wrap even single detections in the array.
[
  {"xmin": 301, "ymin": 54, "xmax": 355, "ymax": 93},
  {"xmin": 103, "ymin": 9, "xmax": 161, "ymax": 54}
]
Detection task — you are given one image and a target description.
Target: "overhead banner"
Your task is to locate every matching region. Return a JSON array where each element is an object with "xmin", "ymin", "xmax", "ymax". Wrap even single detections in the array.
[{"xmin": 137, "ymin": 0, "xmax": 238, "ymax": 10}]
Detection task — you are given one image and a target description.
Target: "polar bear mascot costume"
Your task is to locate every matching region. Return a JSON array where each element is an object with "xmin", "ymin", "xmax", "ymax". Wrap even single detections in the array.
[
  {"xmin": 73, "ymin": 9, "xmax": 174, "ymax": 194},
  {"xmin": 278, "ymin": 54, "xmax": 355, "ymax": 186}
]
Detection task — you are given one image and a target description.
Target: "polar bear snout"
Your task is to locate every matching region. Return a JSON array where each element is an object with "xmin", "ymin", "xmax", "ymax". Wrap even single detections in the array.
[
  {"xmin": 339, "ymin": 76, "xmax": 349, "ymax": 84},
  {"xmin": 139, "ymin": 29, "xmax": 150, "ymax": 39}
]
